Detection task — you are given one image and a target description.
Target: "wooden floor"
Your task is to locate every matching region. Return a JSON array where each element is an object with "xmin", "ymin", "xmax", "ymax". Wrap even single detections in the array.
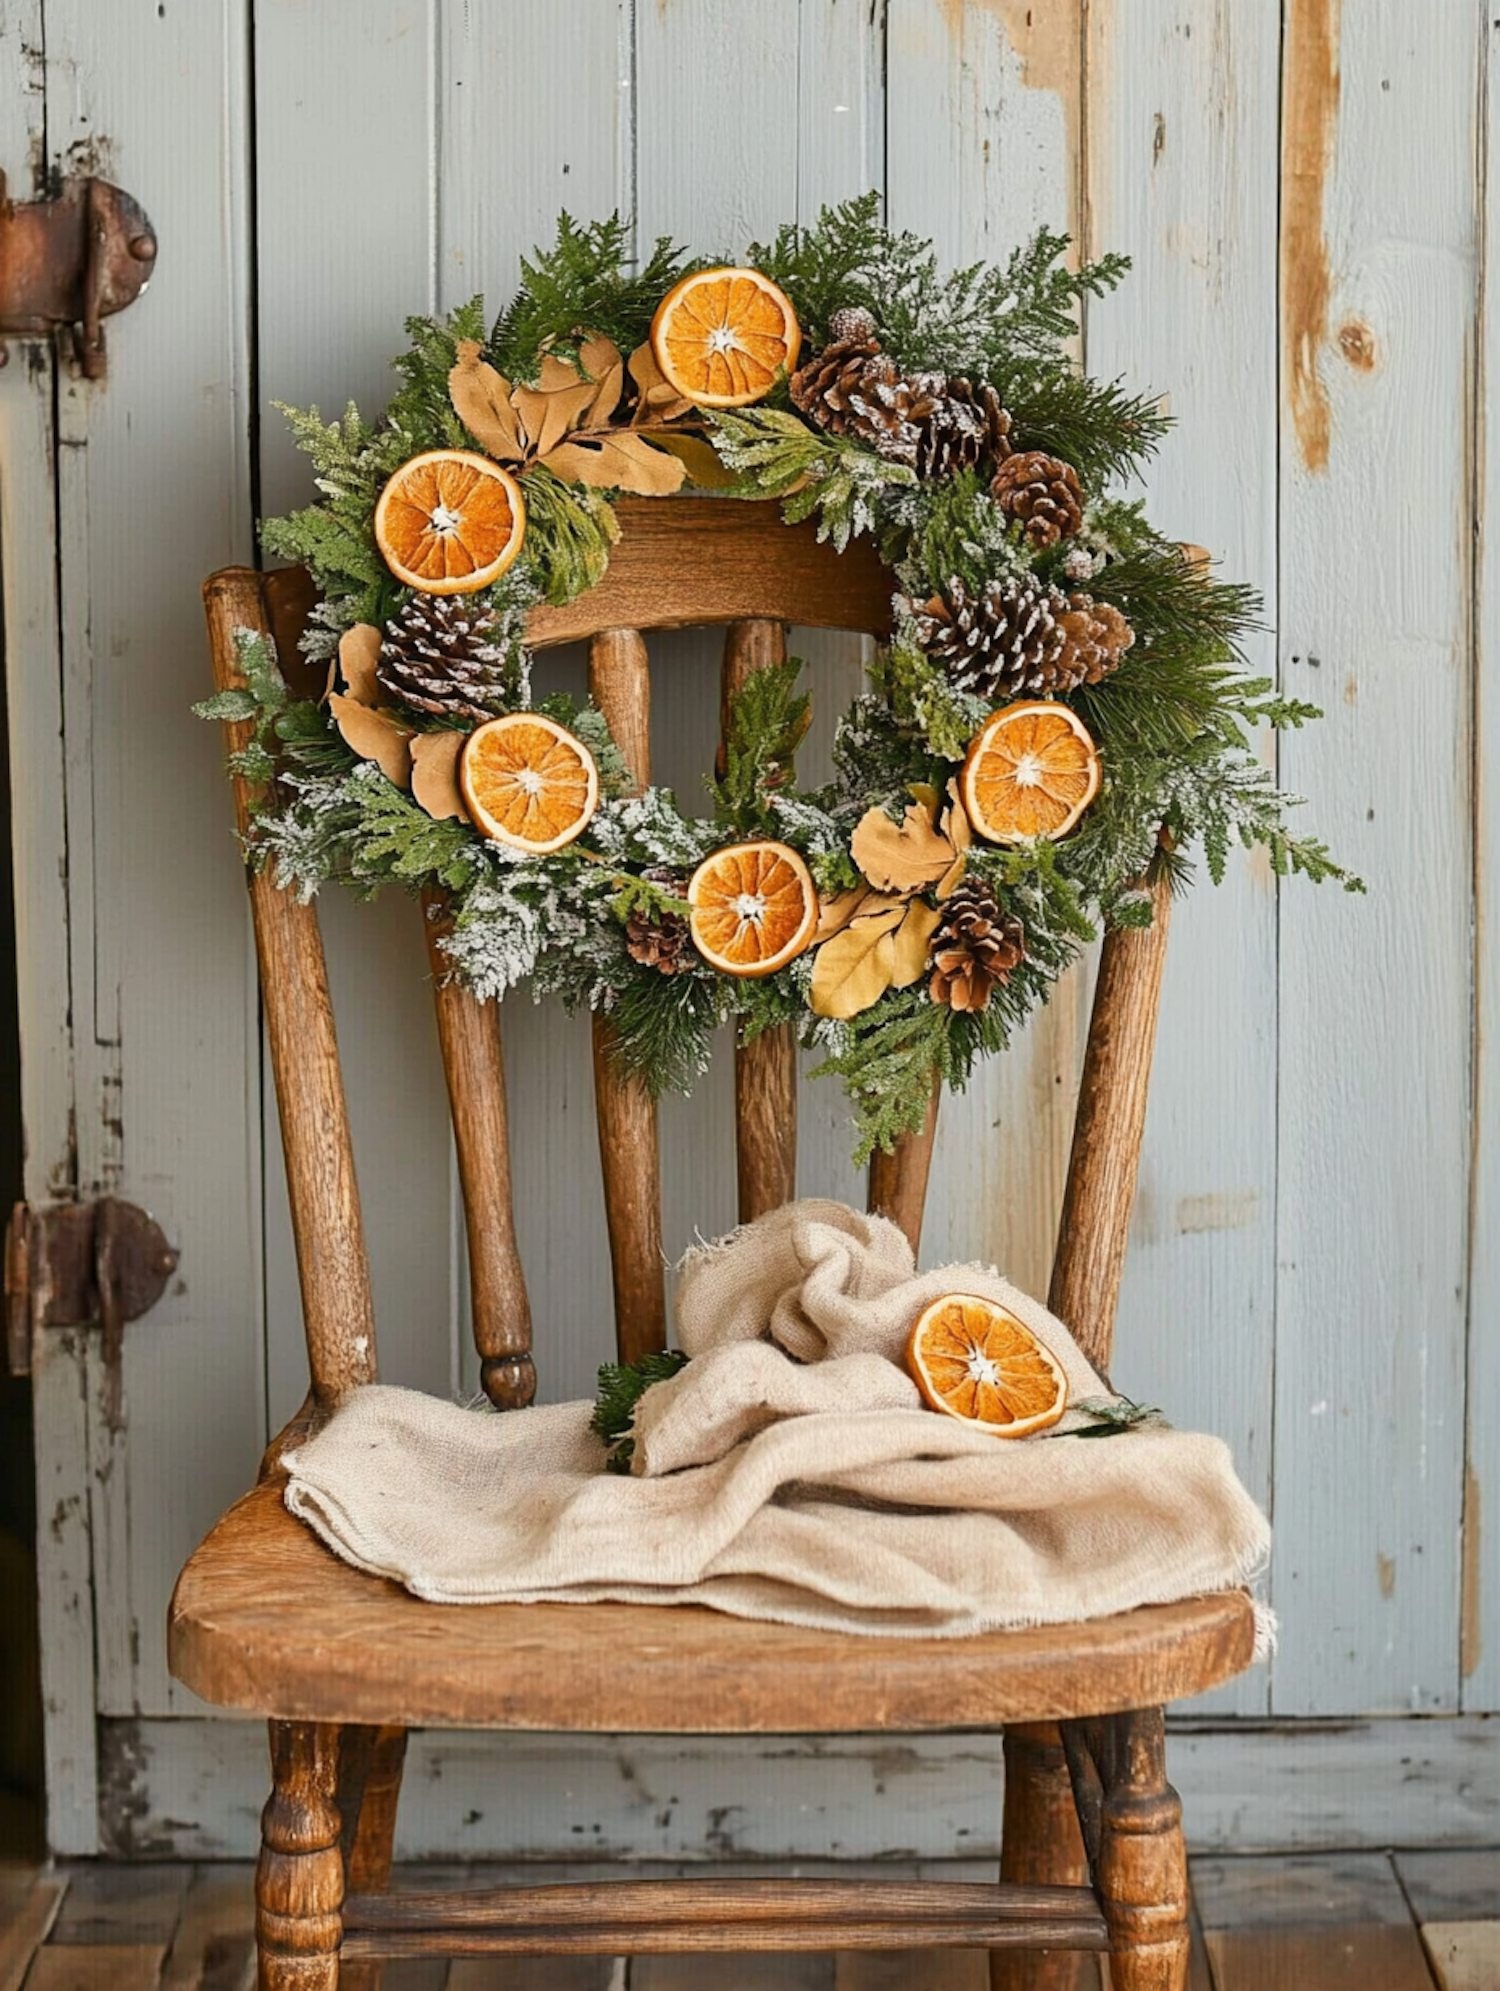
[{"xmin": 2, "ymin": 1853, "xmax": 1496, "ymax": 1991}]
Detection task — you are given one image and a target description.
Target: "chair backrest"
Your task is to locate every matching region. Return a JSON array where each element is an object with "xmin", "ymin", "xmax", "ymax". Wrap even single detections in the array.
[{"xmin": 203, "ymin": 500, "xmax": 1170, "ymax": 1420}]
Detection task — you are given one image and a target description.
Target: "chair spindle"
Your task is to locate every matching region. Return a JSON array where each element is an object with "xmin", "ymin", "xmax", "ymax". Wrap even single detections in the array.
[
  {"xmin": 203, "ymin": 570, "xmax": 376, "ymax": 1408},
  {"xmin": 721, "ymin": 619, "xmax": 799, "ymax": 1221},
  {"xmin": 588, "ymin": 629, "xmax": 669, "ymax": 1362},
  {"xmin": 422, "ymin": 892, "xmax": 535, "ymax": 1409},
  {"xmin": 867, "ymin": 1085, "xmax": 941, "ymax": 1260},
  {"xmin": 1049, "ymin": 867, "xmax": 1175, "ymax": 1371}
]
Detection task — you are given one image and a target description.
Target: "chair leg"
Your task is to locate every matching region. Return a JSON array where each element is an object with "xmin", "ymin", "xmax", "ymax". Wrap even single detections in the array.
[
  {"xmin": 1095, "ymin": 1708, "xmax": 1189, "ymax": 1991},
  {"xmin": 990, "ymin": 1723, "xmax": 1091, "ymax": 1991},
  {"xmin": 257, "ymin": 1720, "xmax": 345, "ymax": 1991},
  {"xmin": 338, "ymin": 1726, "xmax": 408, "ymax": 1991}
]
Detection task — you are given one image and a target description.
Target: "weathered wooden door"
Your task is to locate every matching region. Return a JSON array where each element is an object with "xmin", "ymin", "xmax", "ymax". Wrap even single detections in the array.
[{"xmin": 6, "ymin": 0, "xmax": 1495, "ymax": 1859}]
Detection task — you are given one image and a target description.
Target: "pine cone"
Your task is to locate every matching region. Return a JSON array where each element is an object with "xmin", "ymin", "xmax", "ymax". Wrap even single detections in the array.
[
  {"xmin": 1052, "ymin": 595, "xmax": 1134, "ymax": 688},
  {"xmin": 929, "ymin": 883, "xmax": 1025, "ymax": 1014},
  {"xmin": 908, "ymin": 577, "xmax": 1071, "ymax": 701},
  {"xmin": 913, "ymin": 377, "xmax": 1012, "ymax": 479},
  {"xmin": 625, "ymin": 868, "xmax": 693, "ymax": 977},
  {"xmin": 790, "ymin": 339, "xmax": 943, "ymax": 465},
  {"xmin": 378, "ymin": 594, "xmax": 510, "ymax": 723},
  {"xmin": 827, "ymin": 305, "xmax": 878, "ymax": 345},
  {"xmin": 992, "ymin": 450, "xmax": 1084, "ymax": 547}
]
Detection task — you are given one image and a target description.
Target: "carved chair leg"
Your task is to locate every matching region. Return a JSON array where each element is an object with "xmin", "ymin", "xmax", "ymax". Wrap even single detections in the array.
[
  {"xmin": 337, "ymin": 1726, "xmax": 407, "ymax": 1991},
  {"xmin": 1095, "ymin": 1707, "xmax": 1189, "ymax": 1991},
  {"xmin": 990, "ymin": 1723, "xmax": 1091, "ymax": 1991},
  {"xmin": 257, "ymin": 1720, "xmax": 344, "ymax": 1991}
]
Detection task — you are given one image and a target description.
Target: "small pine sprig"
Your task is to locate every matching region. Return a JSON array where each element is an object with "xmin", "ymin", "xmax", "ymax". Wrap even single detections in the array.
[
  {"xmin": 591, "ymin": 1349, "xmax": 691, "ymax": 1473},
  {"xmin": 712, "ymin": 657, "xmax": 812, "ymax": 835},
  {"xmin": 490, "ymin": 213, "xmax": 692, "ymax": 382},
  {"xmin": 708, "ymin": 407, "xmax": 917, "ymax": 551}
]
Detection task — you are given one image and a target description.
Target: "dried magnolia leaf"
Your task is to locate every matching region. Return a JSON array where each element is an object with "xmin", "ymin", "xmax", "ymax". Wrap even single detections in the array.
[
  {"xmin": 628, "ymin": 341, "xmax": 694, "ymax": 424},
  {"xmin": 578, "ymin": 332, "xmax": 626, "ymax": 426},
  {"xmin": 330, "ymin": 693, "xmax": 413, "ymax": 788},
  {"xmin": 539, "ymin": 431, "xmax": 687, "ymax": 496},
  {"xmin": 934, "ymin": 851, "xmax": 968, "ymax": 900},
  {"xmin": 338, "ymin": 622, "xmax": 384, "ymax": 705},
  {"xmin": 850, "ymin": 802, "xmax": 956, "ymax": 893},
  {"xmin": 449, "ymin": 340, "xmax": 524, "ymax": 462},
  {"xmin": 640, "ymin": 428, "xmax": 736, "ymax": 488},
  {"xmin": 910, "ymin": 781, "xmax": 941, "ymax": 814},
  {"xmin": 411, "ymin": 730, "xmax": 470, "ymax": 822},
  {"xmin": 809, "ymin": 904, "xmax": 904, "ymax": 1020},
  {"xmin": 888, "ymin": 899, "xmax": 943, "ymax": 988},
  {"xmin": 513, "ymin": 358, "xmax": 598, "ymax": 459},
  {"xmin": 942, "ymin": 780, "xmax": 973, "ymax": 852},
  {"xmin": 815, "ymin": 886, "xmax": 904, "ymax": 942}
]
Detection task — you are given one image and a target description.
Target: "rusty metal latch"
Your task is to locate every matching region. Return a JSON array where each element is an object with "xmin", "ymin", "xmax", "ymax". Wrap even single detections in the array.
[
  {"xmin": 0, "ymin": 170, "xmax": 157, "ymax": 378},
  {"xmin": 5, "ymin": 1200, "xmax": 179, "ymax": 1421}
]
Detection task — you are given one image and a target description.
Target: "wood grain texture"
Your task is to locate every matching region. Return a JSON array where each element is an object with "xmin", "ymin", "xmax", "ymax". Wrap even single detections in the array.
[
  {"xmin": 587, "ymin": 629, "xmax": 669, "ymax": 1364},
  {"xmin": 256, "ymin": 1721, "xmax": 345, "ymax": 1991},
  {"xmin": 1093, "ymin": 1709, "xmax": 1188, "ymax": 1990},
  {"xmin": 203, "ymin": 572, "xmax": 376, "ymax": 1408},
  {"xmin": 1419, "ymin": 1923, "xmax": 1500, "ymax": 1991},
  {"xmin": 1049, "ymin": 880, "xmax": 1174, "ymax": 1373},
  {"xmin": 1195, "ymin": 1850, "xmax": 1438, "ymax": 1991},
  {"xmin": 867, "ymin": 1089, "xmax": 939, "ymax": 1262},
  {"xmin": 0, "ymin": 1872, "xmax": 66, "ymax": 1991},
  {"xmin": 160, "ymin": 1867, "xmax": 256, "ymax": 1991},
  {"xmin": 721, "ymin": 621, "xmax": 799, "ymax": 1222},
  {"xmin": 990, "ymin": 1724, "xmax": 1089, "ymax": 1991},
  {"xmin": 422, "ymin": 896, "xmax": 535, "ymax": 1412},
  {"xmin": 167, "ymin": 1480, "xmax": 1254, "ymax": 1733},
  {"xmin": 19, "ymin": 1947, "xmax": 168, "ymax": 1991},
  {"xmin": 1084, "ymin": 0, "xmax": 1282, "ymax": 1723},
  {"xmin": 1273, "ymin": 0, "xmax": 1476, "ymax": 1715}
]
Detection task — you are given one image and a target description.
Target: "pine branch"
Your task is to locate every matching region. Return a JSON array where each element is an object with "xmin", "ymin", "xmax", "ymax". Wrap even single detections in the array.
[
  {"xmin": 490, "ymin": 214, "xmax": 693, "ymax": 381},
  {"xmin": 591, "ymin": 1349, "xmax": 690, "ymax": 1473},
  {"xmin": 712, "ymin": 657, "xmax": 812, "ymax": 834}
]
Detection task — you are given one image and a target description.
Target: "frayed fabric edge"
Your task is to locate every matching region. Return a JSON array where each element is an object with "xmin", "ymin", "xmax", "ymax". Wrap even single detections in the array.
[{"xmin": 1252, "ymin": 1599, "xmax": 1279, "ymax": 1662}]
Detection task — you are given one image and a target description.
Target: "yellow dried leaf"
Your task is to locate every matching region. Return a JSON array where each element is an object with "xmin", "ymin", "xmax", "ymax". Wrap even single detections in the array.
[
  {"xmin": 448, "ymin": 340, "xmax": 524, "ymax": 462},
  {"xmin": 627, "ymin": 341, "xmax": 694, "ymax": 424},
  {"xmin": 889, "ymin": 899, "xmax": 943, "ymax": 988},
  {"xmin": 850, "ymin": 802, "xmax": 956, "ymax": 893},
  {"xmin": 330, "ymin": 694, "xmax": 413, "ymax": 788},
  {"xmin": 910, "ymin": 782, "xmax": 941, "ymax": 813},
  {"xmin": 942, "ymin": 780, "xmax": 973, "ymax": 852},
  {"xmin": 577, "ymin": 332, "xmax": 626, "ymax": 426},
  {"xmin": 640, "ymin": 429, "xmax": 736, "ymax": 488},
  {"xmin": 513, "ymin": 357, "xmax": 598, "ymax": 458},
  {"xmin": 539, "ymin": 431, "xmax": 687, "ymax": 496},
  {"xmin": 337, "ymin": 623, "xmax": 383, "ymax": 705},
  {"xmin": 815, "ymin": 886, "xmax": 905, "ymax": 941},
  {"xmin": 410, "ymin": 731, "xmax": 470, "ymax": 822},
  {"xmin": 809, "ymin": 905, "xmax": 904, "ymax": 1019},
  {"xmin": 934, "ymin": 852, "xmax": 968, "ymax": 900}
]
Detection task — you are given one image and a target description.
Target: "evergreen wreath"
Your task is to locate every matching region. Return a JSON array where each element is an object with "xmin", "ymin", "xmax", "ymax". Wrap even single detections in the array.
[{"xmin": 200, "ymin": 197, "xmax": 1359, "ymax": 1163}]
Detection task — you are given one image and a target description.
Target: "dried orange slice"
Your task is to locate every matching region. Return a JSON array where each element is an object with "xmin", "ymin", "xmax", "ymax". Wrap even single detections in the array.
[
  {"xmin": 960, "ymin": 701, "xmax": 1101, "ymax": 844},
  {"xmin": 374, "ymin": 449, "xmax": 525, "ymax": 596},
  {"xmin": 907, "ymin": 1293, "xmax": 1068, "ymax": 1437},
  {"xmin": 650, "ymin": 267, "xmax": 801, "ymax": 409},
  {"xmin": 459, "ymin": 712, "xmax": 599, "ymax": 853},
  {"xmin": 687, "ymin": 840, "xmax": 818, "ymax": 977}
]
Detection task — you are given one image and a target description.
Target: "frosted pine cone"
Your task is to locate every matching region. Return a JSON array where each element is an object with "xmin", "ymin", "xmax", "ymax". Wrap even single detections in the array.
[
  {"xmin": 1051, "ymin": 595, "xmax": 1134, "ymax": 688},
  {"xmin": 625, "ymin": 869, "xmax": 693, "ymax": 977},
  {"xmin": 992, "ymin": 451, "xmax": 1085, "ymax": 547},
  {"xmin": 907, "ymin": 577, "xmax": 1073, "ymax": 701},
  {"xmin": 378, "ymin": 593, "xmax": 510, "ymax": 723},
  {"xmin": 913, "ymin": 377, "xmax": 1012, "ymax": 479},
  {"xmin": 929, "ymin": 883, "xmax": 1026, "ymax": 1014},
  {"xmin": 790, "ymin": 340, "xmax": 943, "ymax": 465}
]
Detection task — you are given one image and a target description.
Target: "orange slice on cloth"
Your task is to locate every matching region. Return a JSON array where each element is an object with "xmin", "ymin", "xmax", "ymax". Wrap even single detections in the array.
[
  {"xmin": 907, "ymin": 1293, "xmax": 1069, "ymax": 1437},
  {"xmin": 959, "ymin": 701, "xmax": 1101, "ymax": 844},
  {"xmin": 459, "ymin": 712, "xmax": 599, "ymax": 853},
  {"xmin": 374, "ymin": 449, "xmax": 526, "ymax": 595},
  {"xmin": 650, "ymin": 268, "xmax": 802, "ymax": 409},
  {"xmin": 687, "ymin": 840, "xmax": 818, "ymax": 977}
]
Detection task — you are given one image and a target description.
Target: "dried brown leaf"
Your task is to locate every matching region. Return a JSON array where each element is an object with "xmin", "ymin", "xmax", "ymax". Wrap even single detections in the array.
[
  {"xmin": 410, "ymin": 731, "xmax": 470, "ymax": 822},
  {"xmin": 627, "ymin": 341, "xmax": 694, "ymax": 424},
  {"xmin": 330, "ymin": 694, "xmax": 413, "ymax": 788},
  {"xmin": 578, "ymin": 333, "xmax": 626, "ymax": 425},
  {"xmin": 513, "ymin": 353, "xmax": 599, "ymax": 457},
  {"xmin": 942, "ymin": 780, "xmax": 973, "ymax": 851},
  {"xmin": 640, "ymin": 429, "xmax": 736, "ymax": 488},
  {"xmin": 449, "ymin": 340, "xmax": 524, "ymax": 462},
  {"xmin": 809, "ymin": 905, "xmax": 905, "ymax": 1020},
  {"xmin": 815, "ymin": 886, "xmax": 904, "ymax": 941},
  {"xmin": 337, "ymin": 622, "xmax": 384, "ymax": 705},
  {"xmin": 539, "ymin": 431, "xmax": 687, "ymax": 496},
  {"xmin": 850, "ymin": 802, "xmax": 956, "ymax": 893},
  {"xmin": 888, "ymin": 900, "xmax": 943, "ymax": 988},
  {"xmin": 934, "ymin": 852, "xmax": 968, "ymax": 900}
]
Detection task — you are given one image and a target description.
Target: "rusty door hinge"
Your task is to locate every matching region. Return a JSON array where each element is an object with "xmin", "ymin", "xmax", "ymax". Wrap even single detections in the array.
[
  {"xmin": 5, "ymin": 1199, "xmax": 179, "ymax": 1416},
  {"xmin": 0, "ymin": 170, "xmax": 157, "ymax": 378}
]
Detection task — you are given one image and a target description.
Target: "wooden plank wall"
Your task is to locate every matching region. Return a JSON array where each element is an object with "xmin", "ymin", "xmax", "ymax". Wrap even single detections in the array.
[{"xmin": 9, "ymin": 0, "xmax": 1495, "ymax": 1850}]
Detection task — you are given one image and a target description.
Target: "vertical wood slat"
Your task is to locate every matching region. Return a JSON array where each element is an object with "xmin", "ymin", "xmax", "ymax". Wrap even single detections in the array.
[
  {"xmin": 589, "ymin": 629, "xmax": 669, "ymax": 1363},
  {"xmin": 721, "ymin": 620, "xmax": 800, "ymax": 1222},
  {"xmin": 202, "ymin": 569, "xmax": 375, "ymax": 1407},
  {"xmin": 867, "ymin": 1088, "xmax": 940, "ymax": 1262},
  {"xmin": 1048, "ymin": 873, "xmax": 1175, "ymax": 1373},
  {"xmin": 421, "ymin": 893, "xmax": 535, "ymax": 1410}
]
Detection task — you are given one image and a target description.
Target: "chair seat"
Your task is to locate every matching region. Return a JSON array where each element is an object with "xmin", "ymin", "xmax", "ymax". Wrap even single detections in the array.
[{"xmin": 169, "ymin": 1477, "xmax": 1257, "ymax": 1732}]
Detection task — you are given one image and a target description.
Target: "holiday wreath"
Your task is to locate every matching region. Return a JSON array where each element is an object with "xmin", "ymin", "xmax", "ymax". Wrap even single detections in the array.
[{"xmin": 202, "ymin": 197, "xmax": 1358, "ymax": 1161}]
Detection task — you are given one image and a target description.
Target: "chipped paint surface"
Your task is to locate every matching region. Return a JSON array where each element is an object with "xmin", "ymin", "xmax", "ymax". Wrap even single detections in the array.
[
  {"xmin": 1378, "ymin": 1553, "xmax": 1397, "ymax": 1601},
  {"xmin": 1282, "ymin": 0, "xmax": 1342, "ymax": 470},
  {"xmin": 1177, "ymin": 1190, "xmax": 1260, "ymax": 1236}
]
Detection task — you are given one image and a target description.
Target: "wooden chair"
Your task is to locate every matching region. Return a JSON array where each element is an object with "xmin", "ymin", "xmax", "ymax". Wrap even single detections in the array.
[{"xmin": 171, "ymin": 501, "xmax": 1256, "ymax": 1991}]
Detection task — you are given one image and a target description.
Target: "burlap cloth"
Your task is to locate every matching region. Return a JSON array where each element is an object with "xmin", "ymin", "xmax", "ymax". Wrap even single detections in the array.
[{"xmin": 283, "ymin": 1200, "xmax": 1271, "ymax": 1640}]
